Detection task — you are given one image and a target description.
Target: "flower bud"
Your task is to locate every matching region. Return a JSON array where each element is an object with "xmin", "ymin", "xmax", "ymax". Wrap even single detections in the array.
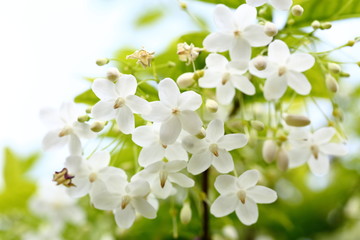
[
  {"xmin": 86, "ymin": 106, "xmax": 92, "ymax": 114},
  {"xmin": 206, "ymin": 99, "xmax": 218, "ymax": 113},
  {"xmin": 250, "ymin": 120, "xmax": 264, "ymax": 131},
  {"xmin": 106, "ymin": 67, "xmax": 121, "ymax": 82},
  {"xmin": 90, "ymin": 121, "xmax": 106, "ymax": 132},
  {"xmin": 291, "ymin": 5, "xmax": 304, "ymax": 16},
  {"xmin": 253, "ymin": 56, "xmax": 267, "ymax": 71},
  {"xmin": 325, "ymin": 74, "xmax": 339, "ymax": 93},
  {"xmin": 262, "ymin": 140, "xmax": 278, "ymax": 163},
  {"xmin": 284, "ymin": 114, "xmax": 311, "ymax": 127},
  {"xmin": 177, "ymin": 72, "xmax": 195, "ymax": 88},
  {"xmin": 311, "ymin": 20, "xmax": 321, "ymax": 29},
  {"xmin": 328, "ymin": 63, "xmax": 341, "ymax": 74},
  {"xmin": 193, "ymin": 70, "xmax": 204, "ymax": 81},
  {"xmin": 347, "ymin": 40, "xmax": 355, "ymax": 47},
  {"xmin": 195, "ymin": 127, "xmax": 206, "ymax": 139},
  {"xmin": 340, "ymin": 72, "xmax": 350, "ymax": 77},
  {"xmin": 277, "ymin": 148, "xmax": 289, "ymax": 171},
  {"xmin": 180, "ymin": 202, "xmax": 192, "ymax": 225},
  {"xmin": 168, "ymin": 61, "xmax": 176, "ymax": 67},
  {"xmin": 96, "ymin": 58, "xmax": 109, "ymax": 66},
  {"xmin": 264, "ymin": 22, "xmax": 278, "ymax": 37},
  {"xmin": 357, "ymin": 62, "xmax": 360, "ymax": 67},
  {"xmin": 320, "ymin": 22, "xmax": 332, "ymax": 30},
  {"xmin": 77, "ymin": 115, "xmax": 90, "ymax": 123},
  {"xmin": 179, "ymin": 1, "xmax": 187, "ymax": 9},
  {"xmin": 332, "ymin": 108, "xmax": 343, "ymax": 121}
]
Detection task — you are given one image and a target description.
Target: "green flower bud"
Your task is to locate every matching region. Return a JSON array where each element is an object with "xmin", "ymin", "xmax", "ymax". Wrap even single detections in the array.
[
  {"xmin": 96, "ymin": 58, "xmax": 109, "ymax": 66},
  {"xmin": 206, "ymin": 99, "xmax": 218, "ymax": 113},
  {"xmin": 284, "ymin": 114, "xmax": 311, "ymax": 127},
  {"xmin": 291, "ymin": 5, "xmax": 304, "ymax": 17},
  {"xmin": 90, "ymin": 121, "xmax": 105, "ymax": 132},
  {"xmin": 311, "ymin": 20, "xmax": 321, "ymax": 29},
  {"xmin": 77, "ymin": 115, "xmax": 90, "ymax": 123},
  {"xmin": 180, "ymin": 202, "xmax": 192, "ymax": 225},
  {"xmin": 328, "ymin": 63, "xmax": 341, "ymax": 74},
  {"xmin": 325, "ymin": 74, "xmax": 339, "ymax": 93}
]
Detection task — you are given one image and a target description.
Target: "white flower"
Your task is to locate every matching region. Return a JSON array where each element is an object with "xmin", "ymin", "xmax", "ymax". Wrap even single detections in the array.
[
  {"xmin": 249, "ymin": 40, "xmax": 315, "ymax": 100},
  {"xmin": 40, "ymin": 102, "xmax": 96, "ymax": 155},
  {"xmin": 133, "ymin": 160, "xmax": 194, "ymax": 199},
  {"xmin": 203, "ymin": 4, "xmax": 272, "ymax": 60},
  {"xmin": 90, "ymin": 178, "xmax": 157, "ymax": 229},
  {"xmin": 246, "ymin": 0, "xmax": 293, "ymax": 10},
  {"xmin": 132, "ymin": 123, "xmax": 188, "ymax": 167},
  {"xmin": 288, "ymin": 127, "xmax": 347, "ymax": 176},
  {"xmin": 210, "ymin": 170, "xmax": 277, "ymax": 225},
  {"xmin": 91, "ymin": 74, "xmax": 150, "ymax": 134},
  {"xmin": 199, "ymin": 53, "xmax": 255, "ymax": 105},
  {"xmin": 65, "ymin": 151, "xmax": 127, "ymax": 198},
  {"xmin": 183, "ymin": 119, "xmax": 248, "ymax": 175},
  {"xmin": 143, "ymin": 78, "xmax": 203, "ymax": 144}
]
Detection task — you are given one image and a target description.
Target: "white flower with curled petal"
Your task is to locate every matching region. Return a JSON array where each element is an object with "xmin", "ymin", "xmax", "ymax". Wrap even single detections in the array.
[
  {"xmin": 183, "ymin": 119, "xmax": 248, "ymax": 175},
  {"xmin": 40, "ymin": 102, "xmax": 96, "ymax": 155},
  {"xmin": 249, "ymin": 40, "xmax": 315, "ymax": 100},
  {"xmin": 91, "ymin": 74, "xmax": 150, "ymax": 134},
  {"xmin": 288, "ymin": 127, "xmax": 347, "ymax": 176},
  {"xmin": 90, "ymin": 178, "xmax": 157, "ymax": 229},
  {"xmin": 246, "ymin": 0, "xmax": 292, "ymax": 10},
  {"xmin": 132, "ymin": 123, "xmax": 188, "ymax": 167},
  {"xmin": 143, "ymin": 78, "xmax": 203, "ymax": 145},
  {"xmin": 199, "ymin": 53, "xmax": 255, "ymax": 105},
  {"xmin": 203, "ymin": 4, "xmax": 272, "ymax": 60},
  {"xmin": 65, "ymin": 151, "xmax": 127, "ymax": 198},
  {"xmin": 211, "ymin": 170, "xmax": 277, "ymax": 225},
  {"xmin": 133, "ymin": 160, "xmax": 194, "ymax": 199}
]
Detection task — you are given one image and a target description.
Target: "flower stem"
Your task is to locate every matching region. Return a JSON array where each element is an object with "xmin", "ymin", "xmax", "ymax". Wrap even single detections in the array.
[{"xmin": 202, "ymin": 169, "xmax": 210, "ymax": 240}]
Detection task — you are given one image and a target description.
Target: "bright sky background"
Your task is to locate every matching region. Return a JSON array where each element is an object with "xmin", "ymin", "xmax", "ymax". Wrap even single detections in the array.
[{"xmin": 0, "ymin": 0, "xmax": 359, "ymax": 188}]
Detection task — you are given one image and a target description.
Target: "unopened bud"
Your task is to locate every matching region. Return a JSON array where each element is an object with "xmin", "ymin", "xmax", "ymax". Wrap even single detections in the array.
[
  {"xmin": 264, "ymin": 22, "xmax": 278, "ymax": 37},
  {"xmin": 284, "ymin": 114, "xmax": 311, "ymax": 127},
  {"xmin": 86, "ymin": 106, "xmax": 92, "ymax": 114},
  {"xmin": 90, "ymin": 121, "xmax": 105, "ymax": 132},
  {"xmin": 250, "ymin": 120, "xmax": 264, "ymax": 131},
  {"xmin": 325, "ymin": 74, "xmax": 338, "ymax": 93},
  {"xmin": 77, "ymin": 115, "xmax": 90, "ymax": 123},
  {"xmin": 206, "ymin": 99, "xmax": 218, "ymax": 113},
  {"xmin": 328, "ymin": 63, "xmax": 341, "ymax": 74},
  {"xmin": 320, "ymin": 22, "xmax": 332, "ymax": 30},
  {"xmin": 253, "ymin": 56, "xmax": 267, "ymax": 71},
  {"xmin": 340, "ymin": 72, "xmax": 350, "ymax": 77},
  {"xmin": 106, "ymin": 67, "xmax": 121, "ymax": 82},
  {"xmin": 291, "ymin": 5, "xmax": 304, "ymax": 16},
  {"xmin": 311, "ymin": 20, "xmax": 321, "ymax": 29},
  {"xmin": 179, "ymin": 2, "xmax": 187, "ymax": 9},
  {"xmin": 347, "ymin": 40, "xmax": 355, "ymax": 47},
  {"xmin": 332, "ymin": 108, "xmax": 343, "ymax": 121},
  {"xmin": 96, "ymin": 58, "xmax": 109, "ymax": 66},
  {"xmin": 177, "ymin": 72, "xmax": 195, "ymax": 88},
  {"xmin": 262, "ymin": 140, "xmax": 278, "ymax": 163},
  {"xmin": 180, "ymin": 202, "xmax": 192, "ymax": 225},
  {"xmin": 277, "ymin": 148, "xmax": 289, "ymax": 171},
  {"xmin": 195, "ymin": 127, "xmax": 206, "ymax": 139},
  {"xmin": 357, "ymin": 62, "xmax": 360, "ymax": 67},
  {"xmin": 193, "ymin": 70, "xmax": 204, "ymax": 81}
]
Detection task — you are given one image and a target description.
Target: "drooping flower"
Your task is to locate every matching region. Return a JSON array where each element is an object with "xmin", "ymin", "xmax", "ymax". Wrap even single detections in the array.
[
  {"xmin": 132, "ymin": 123, "xmax": 188, "ymax": 167},
  {"xmin": 183, "ymin": 119, "xmax": 248, "ymax": 175},
  {"xmin": 288, "ymin": 127, "xmax": 347, "ymax": 176},
  {"xmin": 133, "ymin": 160, "xmax": 194, "ymax": 199},
  {"xmin": 40, "ymin": 102, "xmax": 96, "ymax": 155},
  {"xmin": 177, "ymin": 42, "xmax": 202, "ymax": 65},
  {"xmin": 210, "ymin": 170, "xmax": 277, "ymax": 225},
  {"xmin": 91, "ymin": 74, "xmax": 150, "ymax": 134},
  {"xmin": 143, "ymin": 78, "xmax": 203, "ymax": 144},
  {"xmin": 199, "ymin": 53, "xmax": 255, "ymax": 105},
  {"xmin": 249, "ymin": 40, "xmax": 315, "ymax": 100},
  {"xmin": 246, "ymin": 0, "xmax": 293, "ymax": 10},
  {"xmin": 203, "ymin": 4, "xmax": 272, "ymax": 60},
  {"xmin": 126, "ymin": 48, "xmax": 155, "ymax": 68}
]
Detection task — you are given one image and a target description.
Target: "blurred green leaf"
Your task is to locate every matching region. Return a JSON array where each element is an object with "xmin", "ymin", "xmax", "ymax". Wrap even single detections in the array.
[
  {"xmin": 74, "ymin": 89, "xmax": 99, "ymax": 105},
  {"xmin": 135, "ymin": 9, "xmax": 164, "ymax": 28},
  {"xmin": 195, "ymin": 0, "xmax": 245, "ymax": 8}
]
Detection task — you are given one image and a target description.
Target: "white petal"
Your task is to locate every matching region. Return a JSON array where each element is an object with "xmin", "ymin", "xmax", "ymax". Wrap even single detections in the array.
[
  {"xmin": 69, "ymin": 134, "xmax": 82, "ymax": 155},
  {"xmin": 199, "ymin": 71, "xmax": 222, "ymax": 88},
  {"xmin": 216, "ymin": 81, "xmax": 235, "ymax": 105},
  {"xmin": 178, "ymin": 91, "xmax": 202, "ymax": 111},
  {"xmin": 165, "ymin": 143, "xmax": 188, "ymax": 161},
  {"xmin": 126, "ymin": 95, "xmax": 150, "ymax": 114},
  {"xmin": 212, "ymin": 149, "xmax": 234, "ymax": 173},
  {"xmin": 308, "ymin": 154, "xmax": 330, "ymax": 176},
  {"xmin": 210, "ymin": 194, "xmax": 238, "ymax": 217},
  {"xmin": 66, "ymin": 177, "xmax": 91, "ymax": 198},
  {"xmin": 39, "ymin": 108, "xmax": 63, "ymax": 128},
  {"xmin": 268, "ymin": 40, "xmax": 290, "ymax": 65},
  {"xmin": 73, "ymin": 122, "xmax": 97, "ymax": 139},
  {"xmin": 42, "ymin": 130, "xmax": 68, "ymax": 151},
  {"xmin": 237, "ymin": 170, "xmax": 259, "ymax": 189},
  {"xmin": 143, "ymin": 101, "xmax": 171, "ymax": 122},
  {"xmin": 235, "ymin": 199, "xmax": 258, "ymax": 225},
  {"xmin": 160, "ymin": 116, "xmax": 182, "ymax": 144},
  {"xmin": 206, "ymin": 53, "xmax": 229, "ymax": 69},
  {"xmin": 168, "ymin": 173, "xmax": 194, "ymax": 188},
  {"xmin": 132, "ymin": 125, "xmax": 156, "ymax": 147},
  {"xmin": 92, "ymin": 78, "xmax": 117, "ymax": 101},
  {"xmin": 288, "ymin": 148, "xmax": 311, "ymax": 168},
  {"xmin": 187, "ymin": 150, "xmax": 213, "ymax": 175},
  {"xmin": 203, "ymin": 32, "xmax": 233, "ymax": 53},
  {"xmin": 181, "ymin": 135, "xmax": 207, "ymax": 154},
  {"xmin": 320, "ymin": 143, "xmax": 347, "ymax": 156},
  {"xmin": 114, "ymin": 205, "xmax": 136, "ymax": 229},
  {"xmin": 90, "ymin": 182, "xmax": 121, "ymax": 210},
  {"xmin": 115, "ymin": 74, "xmax": 137, "ymax": 97},
  {"xmin": 263, "ymin": 74, "xmax": 287, "ymax": 100},
  {"xmin": 132, "ymin": 198, "xmax": 156, "ymax": 219},
  {"xmin": 60, "ymin": 102, "xmax": 78, "ymax": 123},
  {"xmin": 234, "ymin": 4, "xmax": 257, "ymax": 30},
  {"xmin": 243, "ymin": 25, "xmax": 272, "ymax": 47},
  {"xmin": 158, "ymin": 78, "xmax": 180, "ymax": 108},
  {"xmin": 65, "ymin": 155, "xmax": 83, "ymax": 173},
  {"xmin": 151, "ymin": 178, "xmax": 173, "ymax": 199},
  {"xmin": 249, "ymin": 56, "xmax": 275, "ymax": 78},
  {"xmin": 88, "ymin": 151, "xmax": 110, "ymax": 170},
  {"xmin": 218, "ymin": 133, "xmax": 248, "ymax": 151},
  {"xmin": 98, "ymin": 167, "xmax": 128, "ymax": 193},
  {"xmin": 116, "ymin": 105, "xmax": 134, "ymax": 134},
  {"xmin": 287, "ymin": 53, "xmax": 315, "ymax": 72},
  {"xmin": 206, "ymin": 119, "xmax": 224, "ymax": 143},
  {"xmin": 313, "ymin": 127, "xmax": 336, "ymax": 145},
  {"xmin": 230, "ymin": 38, "xmax": 251, "ymax": 61},
  {"xmin": 127, "ymin": 180, "xmax": 150, "ymax": 197},
  {"xmin": 246, "ymin": 0, "xmax": 268, "ymax": 7},
  {"xmin": 231, "ymin": 75, "xmax": 255, "ymax": 95},
  {"xmin": 270, "ymin": 0, "xmax": 293, "ymax": 10},
  {"xmin": 214, "ymin": 4, "xmax": 236, "ymax": 31},
  {"xmin": 179, "ymin": 110, "xmax": 203, "ymax": 135},
  {"xmin": 214, "ymin": 175, "xmax": 237, "ymax": 195},
  {"xmin": 138, "ymin": 144, "xmax": 165, "ymax": 167},
  {"xmin": 247, "ymin": 186, "xmax": 277, "ymax": 203},
  {"xmin": 286, "ymin": 71, "xmax": 311, "ymax": 95},
  {"xmin": 91, "ymin": 100, "xmax": 116, "ymax": 121},
  {"xmin": 165, "ymin": 160, "xmax": 187, "ymax": 172}
]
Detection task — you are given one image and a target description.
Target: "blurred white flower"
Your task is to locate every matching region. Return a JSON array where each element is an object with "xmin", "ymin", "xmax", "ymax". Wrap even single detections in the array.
[
  {"xmin": 246, "ymin": 0, "xmax": 293, "ymax": 10},
  {"xmin": 177, "ymin": 42, "xmax": 202, "ymax": 65}
]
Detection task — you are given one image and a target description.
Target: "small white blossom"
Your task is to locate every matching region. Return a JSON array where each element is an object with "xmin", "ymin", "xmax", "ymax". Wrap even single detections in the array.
[
  {"xmin": 143, "ymin": 78, "xmax": 203, "ymax": 144},
  {"xmin": 288, "ymin": 127, "xmax": 347, "ymax": 176},
  {"xmin": 203, "ymin": 4, "xmax": 272, "ymax": 60},
  {"xmin": 210, "ymin": 170, "xmax": 277, "ymax": 225},
  {"xmin": 246, "ymin": 0, "xmax": 293, "ymax": 10},
  {"xmin": 91, "ymin": 74, "xmax": 150, "ymax": 134},
  {"xmin": 199, "ymin": 53, "xmax": 255, "ymax": 105},
  {"xmin": 177, "ymin": 42, "xmax": 202, "ymax": 64},
  {"xmin": 183, "ymin": 119, "xmax": 248, "ymax": 175}
]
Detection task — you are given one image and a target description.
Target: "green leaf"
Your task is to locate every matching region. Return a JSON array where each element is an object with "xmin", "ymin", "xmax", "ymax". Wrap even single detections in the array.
[
  {"xmin": 74, "ymin": 89, "xmax": 99, "ymax": 105},
  {"xmin": 195, "ymin": 0, "xmax": 245, "ymax": 8},
  {"xmin": 135, "ymin": 9, "xmax": 164, "ymax": 28}
]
